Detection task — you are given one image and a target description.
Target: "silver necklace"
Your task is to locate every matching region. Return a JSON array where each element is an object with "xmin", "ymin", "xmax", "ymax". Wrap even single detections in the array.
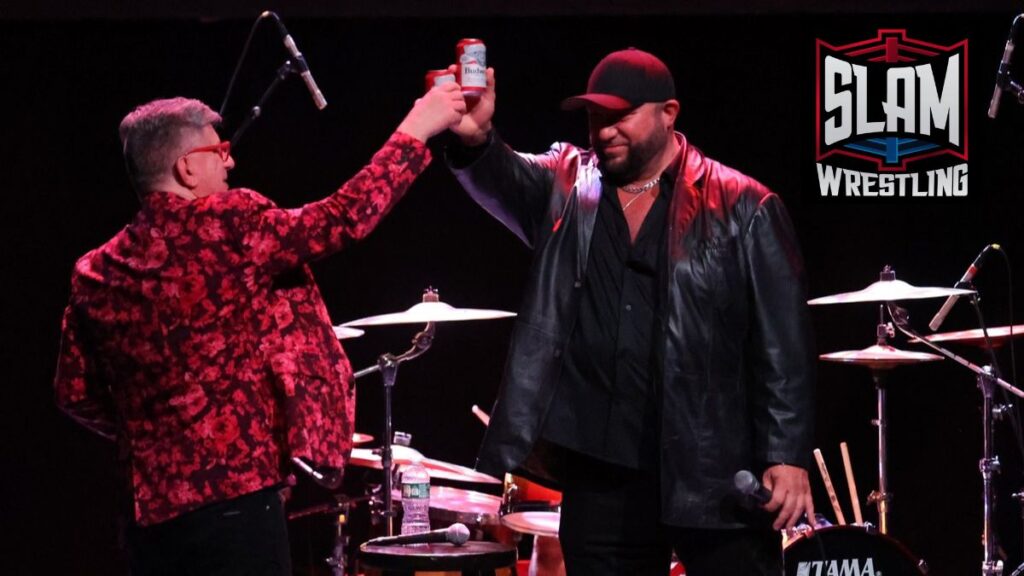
[
  {"xmin": 620, "ymin": 176, "xmax": 661, "ymax": 211},
  {"xmin": 621, "ymin": 176, "xmax": 661, "ymax": 194},
  {"xmin": 621, "ymin": 189, "xmax": 652, "ymax": 211}
]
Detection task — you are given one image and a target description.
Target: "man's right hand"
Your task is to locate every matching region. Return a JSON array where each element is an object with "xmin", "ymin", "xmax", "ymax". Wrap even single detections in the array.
[
  {"xmin": 396, "ymin": 82, "xmax": 467, "ymax": 143},
  {"xmin": 449, "ymin": 66, "xmax": 495, "ymax": 146}
]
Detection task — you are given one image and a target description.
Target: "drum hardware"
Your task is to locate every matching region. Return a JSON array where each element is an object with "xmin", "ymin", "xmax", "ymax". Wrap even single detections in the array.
[
  {"xmin": 889, "ymin": 296, "xmax": 1023, "ymax": 576},
  {"xmin": 818, "ymin": 303, "xmax": 942, "ymax": 534},
  {"xmin": 344, "ymin": 288, "xmax": 515, "ymax": 536},
  {"xmin": 288, "ymin": 493, "xmax": 373, "ymax": 576}
]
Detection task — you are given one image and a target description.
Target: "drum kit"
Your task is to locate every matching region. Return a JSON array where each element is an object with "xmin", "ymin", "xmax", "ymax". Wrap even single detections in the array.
[
  {"xmin": 289, "ymin": 288, "xmax": 564, "ymax": 575},
  {"xmin": 292, "ymin": 269, "xmax": 1024, "ymax": 576},
  {"xmin": 804, "ymin": 265, "xmax": 1024, "ymax": 576}
]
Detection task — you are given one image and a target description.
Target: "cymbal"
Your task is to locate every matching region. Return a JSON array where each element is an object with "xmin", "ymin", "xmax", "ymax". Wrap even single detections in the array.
[
  {"xmin": 809, "ymin": 279, "xmax": 974, "ymax": 306},
  {"xmin": 333, "ymin": 326, "xmax": 365, "ymax": 340},
  {"xmin": 352, "ymin": 432, "xmax": 374, "ymax": 445},
  {"xmin": 342, "ymin": 301, "xmax": 516, "ymax": 327},
  {"xmin": 819, "ymin": 344, "xmax": 943, "ymax": 370},
  {"xmin": 922, "ymin": 325, "xmax": 1024, "ymax": 348},
  {"xmin": 349, "ymin": 446, "xmax": 501, "ymax": 484}
]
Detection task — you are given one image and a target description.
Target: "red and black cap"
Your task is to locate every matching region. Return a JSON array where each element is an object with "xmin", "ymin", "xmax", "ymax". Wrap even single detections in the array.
[{"xmin": 561, "ymin": 48, "xmax": 676, "ymax": 111}]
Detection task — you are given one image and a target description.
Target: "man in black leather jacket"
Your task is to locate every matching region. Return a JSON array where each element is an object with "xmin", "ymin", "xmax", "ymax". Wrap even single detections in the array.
[{"xmin": 447, "ymin": 48, "xmax": 816, "ymax": 575}]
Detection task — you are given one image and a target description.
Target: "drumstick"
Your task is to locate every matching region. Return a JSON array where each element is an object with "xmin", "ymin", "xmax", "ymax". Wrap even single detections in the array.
[
  {"xmin": 840, "ymin": 442, "xmax": 863, "ymax": 525},
  {"xmin": 813, "ymin": 448, "xmax": 847, "ymax": 525},
  {"xmin": 471, "ymin": 405, "xmax": 490, "ymax": 426}
]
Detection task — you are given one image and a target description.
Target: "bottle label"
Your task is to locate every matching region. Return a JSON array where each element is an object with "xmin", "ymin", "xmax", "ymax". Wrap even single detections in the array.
[{"xmin": 402, "ymin": 482, "xmax": 430, "ymax": 499}]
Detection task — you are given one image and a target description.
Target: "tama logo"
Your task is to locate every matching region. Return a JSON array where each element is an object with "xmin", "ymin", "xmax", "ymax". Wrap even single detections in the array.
[
  {"xmin": 815, "ymin": 30, "xmax": 968, "ymax": 198},
  {"xmin": 795, "ymin": 557, "xmax": 878, "ymax": 576}
]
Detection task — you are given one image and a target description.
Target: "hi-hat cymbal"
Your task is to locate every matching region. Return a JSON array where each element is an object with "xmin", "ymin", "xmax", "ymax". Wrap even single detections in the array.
[
  {"xmin": 922, "ymin": 325, "xmax": 1024, "ymax": 348},
  {"xmin": 348, "ymin": 446, "xmax": 501, "ymax": 484},
  {"xmin": 809, "ymin": 279, "xmax": 974, "ymax": 305},
  {"xmin": 333, "ymin": 326, "xmax": 365, "ymax": 340},
  {"xmin": 820, "ymin": 344, "xmax": 943, "ymax": 370},
  {"xmin": 342, "ymin": 301, "xmax": 516, "ymax": 327}
]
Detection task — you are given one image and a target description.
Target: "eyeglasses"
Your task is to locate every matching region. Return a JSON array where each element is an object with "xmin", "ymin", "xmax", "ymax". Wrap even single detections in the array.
[{"xmin": 182, "ymin": 141, "xmax": 231, "ymax": 162}]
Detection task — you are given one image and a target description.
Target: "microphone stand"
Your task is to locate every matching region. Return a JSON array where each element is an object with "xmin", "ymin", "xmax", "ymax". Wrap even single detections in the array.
[
  {"xmin": 888, "ymin": 301, "xmax": 1023, "ymax": 576},
  {"xmin": 229, "ymin": 60, "xmax": 305, "ymax": 148},
  {"xmin": 352, "ymin": 320, "xmax": 436, "ymax": 537}
]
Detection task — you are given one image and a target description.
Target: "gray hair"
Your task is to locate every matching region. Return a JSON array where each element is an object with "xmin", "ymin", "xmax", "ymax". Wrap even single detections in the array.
[{"xmin": 118, "ymin": 97, "xmax": 222, "ymax": 194}]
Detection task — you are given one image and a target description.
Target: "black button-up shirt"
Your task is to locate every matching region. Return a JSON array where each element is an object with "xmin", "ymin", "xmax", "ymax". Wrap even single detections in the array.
[{"xmin": 541, "ymin": 168, "xmax": 674, "ymax": 471}]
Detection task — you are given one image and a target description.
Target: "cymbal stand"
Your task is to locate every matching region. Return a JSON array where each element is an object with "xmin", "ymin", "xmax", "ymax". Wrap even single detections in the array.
[
  {"xmin": 888, "ymin": 302, "xmax": 1024, "ymax": 576},
  {"xmin": 352, "ymin": 309, "xmax": 436, "ymax": 537},
  {"xmin": 867, "ymin": 309, "xmax": 896, "ymax": 533}
]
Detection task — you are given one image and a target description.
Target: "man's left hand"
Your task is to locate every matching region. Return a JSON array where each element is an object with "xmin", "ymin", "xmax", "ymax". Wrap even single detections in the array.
[{"xmin": 761, "ymin": 464, "xmax": 815, "ymax": 531}]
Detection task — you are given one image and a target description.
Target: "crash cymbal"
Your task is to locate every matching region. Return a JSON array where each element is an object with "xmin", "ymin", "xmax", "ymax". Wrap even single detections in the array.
[
  {"xmin": 352, "ymin": 432, "xmax": 374, "ymax": 445},
  {"xmin": 810, "ymin": 280, "xmax": 974, "ymax": 306},
  {"xmin": 809, "ymin": 266, "xmax": 975, "ymax": 305},
  {"xmin": 333, "ymin": 326, "xmax": 365, "ymax": 340},
  {"xmin": 342, "ymin": 301, "xmax": 516, "ymax": 327},
  {"xmin": 922, "ymin": 324, "xmax": 1024, "ymax": 348},
  {"xmin": 820, "ymin": 344, "xmax": 943, "ymax": 370},
  {"xmin": 348, "ymin": 446, "xmax": 501, "ymax": 484}
]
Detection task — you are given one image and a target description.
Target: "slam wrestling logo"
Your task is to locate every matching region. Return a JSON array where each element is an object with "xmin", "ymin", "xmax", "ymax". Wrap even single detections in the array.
[{"xmin": 815, "ymin": 30, "xmax": 968, "ymax": 198}]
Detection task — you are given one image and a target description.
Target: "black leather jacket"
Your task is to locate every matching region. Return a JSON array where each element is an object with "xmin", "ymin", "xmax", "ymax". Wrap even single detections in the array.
[{"xmin": 450, "ymin": 132, "xmax": 815, "ymax": 528}]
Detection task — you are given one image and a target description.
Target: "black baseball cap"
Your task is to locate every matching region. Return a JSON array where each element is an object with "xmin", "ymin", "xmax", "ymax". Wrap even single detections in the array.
[{"xmin": 561, "ymin": 48, "xmax": 676, "ymax": 111}]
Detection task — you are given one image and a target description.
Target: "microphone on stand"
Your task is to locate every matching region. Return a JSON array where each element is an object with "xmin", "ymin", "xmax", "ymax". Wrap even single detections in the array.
[
  {"xmin": 928, "ymin": 244, "xmax": 999, "ymax": 332},
  {"xmin": 989, "ymin": 14, "xmax": 1023, "ymax": 119},
  {"xmin": 263, "ymin": 11, "xmax": 328, "ymax": 110},
  {"xmin": 367, "ymin": 523, "xmax": 471, "ymax": 547}
]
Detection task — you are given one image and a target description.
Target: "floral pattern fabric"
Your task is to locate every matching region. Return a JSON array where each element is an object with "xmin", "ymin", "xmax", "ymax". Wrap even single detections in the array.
[{"xmin": 55, "ymin": 132, "xmax": 430, "ymax": 525}]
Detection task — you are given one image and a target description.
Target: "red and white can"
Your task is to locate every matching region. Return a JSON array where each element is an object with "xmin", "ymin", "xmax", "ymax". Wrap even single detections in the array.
[
  {"xmin": 456, "ymin": 38, "xmax": 486, "ymax": 95},
  {"xmin": 424, "ymin": 69, "xmax": 457, "ymax": 94}
]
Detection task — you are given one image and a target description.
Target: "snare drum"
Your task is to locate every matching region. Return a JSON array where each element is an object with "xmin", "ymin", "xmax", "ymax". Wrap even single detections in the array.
[
  {"xmin": 500, "ymin": 473, "xmax": 562, "ymax": 538},
  {"xmin": 428, "ymin": 485, "xmax": 502, "ymax": 539},
  {"xmin": 784, "ymin": 526, "xmax": 927, "ymax": 575}
]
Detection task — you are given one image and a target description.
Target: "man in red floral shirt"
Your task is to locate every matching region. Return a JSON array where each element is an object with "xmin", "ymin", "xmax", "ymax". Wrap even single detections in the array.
[{"xmin": 54, "ymin": 86, "xmax": 465, "ymax": 575}]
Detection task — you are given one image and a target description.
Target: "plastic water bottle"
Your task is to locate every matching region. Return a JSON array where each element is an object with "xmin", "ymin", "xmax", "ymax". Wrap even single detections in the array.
[{"xmin": 400, "ymin": 462, "xmax": 431, "ymax": 539}]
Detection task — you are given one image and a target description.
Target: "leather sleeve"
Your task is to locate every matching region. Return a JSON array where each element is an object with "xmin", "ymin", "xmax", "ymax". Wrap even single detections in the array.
[
  {"xmin": 743, "ymin": 192, "xmax": 816, "ymax": 469},
  {"xmin": 447, "ymin": 132, "xmax": 564, "ymax": 248}
]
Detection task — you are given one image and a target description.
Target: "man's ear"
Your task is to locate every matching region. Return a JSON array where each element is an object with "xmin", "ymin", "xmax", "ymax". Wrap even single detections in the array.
[
  {"xmin": 173, "ymin": 155, "xmax": 197, "ymax": 189},
  {"xmin": 662, "ymin": 99, "xmax": 680, "ymax": 128}
]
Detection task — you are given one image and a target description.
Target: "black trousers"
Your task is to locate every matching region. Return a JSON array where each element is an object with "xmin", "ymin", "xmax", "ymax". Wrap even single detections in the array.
[
  {"xmin": 558, "ymin": 452, "xmax": 782, "ymax": 576},
  {"xmin": 126, "ymin": 487, "xmax": 292, "ymax": 576}
]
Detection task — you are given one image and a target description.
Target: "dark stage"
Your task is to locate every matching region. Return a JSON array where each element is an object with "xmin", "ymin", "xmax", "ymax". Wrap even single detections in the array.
[{"xmin": 4, "ymin": 3, "xmax": 1024, "ymax": 574}]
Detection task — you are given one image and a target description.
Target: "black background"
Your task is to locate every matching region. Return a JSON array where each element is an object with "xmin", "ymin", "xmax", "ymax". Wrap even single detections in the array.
[{"xmin": 3, "ymin": 6, "xmax": 1024, "ymax": 574}]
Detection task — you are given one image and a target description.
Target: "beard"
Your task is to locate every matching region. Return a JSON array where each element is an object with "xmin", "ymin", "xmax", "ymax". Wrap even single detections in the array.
[{"xmin": 594, "ymin": 126, "xmax": 670, "ymax": 186}]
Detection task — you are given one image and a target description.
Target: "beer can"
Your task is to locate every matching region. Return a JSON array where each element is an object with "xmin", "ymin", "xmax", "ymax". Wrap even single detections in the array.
[
  {"xmin": 456, "ymin": 38, "xmax": 487, "ymax": 95},
  {"xmin": 424, "ymin": 69, "xmax": 457, "ymax": 94}
]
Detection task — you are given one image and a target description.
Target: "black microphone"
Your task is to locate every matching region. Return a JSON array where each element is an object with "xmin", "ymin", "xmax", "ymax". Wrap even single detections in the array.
[
  {"xmin": 734, "ymin": 470, "xmax": 772, "ymax": 505},
  {"xmin": 367, "ymin": 523, "xmax": 471, "ymax": 547},
  {"xmin": 263, "ymin": 11, "xmax": 328, "ymax": 110},
  {"xmin": 928, "ymin": 244, "xmax": 999, "ymax": 331},
  {"xmin": 989, "ymin": 15, "xmax": 1022, "ymax": 119}
]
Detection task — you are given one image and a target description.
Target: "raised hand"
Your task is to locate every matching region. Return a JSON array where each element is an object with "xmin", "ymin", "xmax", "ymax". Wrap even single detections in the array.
[{"xmin": 397, "ymin": 82, "xmax": 467, "ymax": 142}]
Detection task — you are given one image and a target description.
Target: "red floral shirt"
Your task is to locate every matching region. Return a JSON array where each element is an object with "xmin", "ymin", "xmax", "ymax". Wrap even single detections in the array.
[{"xmin": 55, "ymin": 132, "xmax": 430, "ymax": 525}]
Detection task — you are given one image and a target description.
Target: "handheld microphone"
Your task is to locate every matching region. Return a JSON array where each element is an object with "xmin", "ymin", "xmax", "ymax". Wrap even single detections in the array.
[
  {"xmin": 263, "ymin": 11, "xmax": 328, "ymax": 110},
  {"xmin": 734, "ymin": 470, "xmax": 772, "ymax": 505},
  {"xmin": 989, "ymin": 15, "xmax": 1023, "ymax": 119},
  {"xmin": 928, "ymin": 244, "xmax": 999, "ymax": 331},
  {"xmin": 367, "ymin": 523, "xmax": 471, "ymax": 547}
]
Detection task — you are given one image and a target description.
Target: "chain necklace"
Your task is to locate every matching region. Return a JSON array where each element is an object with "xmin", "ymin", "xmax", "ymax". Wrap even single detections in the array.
[
  {"xmin": 620, "ymin": 176, "xmax": 661, "ymax": 211},
  {"xmin": 621, "ymin": 176, "xmax": 661, "ymax": 194}
]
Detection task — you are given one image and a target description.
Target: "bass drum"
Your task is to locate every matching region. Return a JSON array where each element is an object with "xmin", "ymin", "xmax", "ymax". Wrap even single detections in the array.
[{"xmin": 784, "ymin": 526, "xmax": 927, "ymax": 575}]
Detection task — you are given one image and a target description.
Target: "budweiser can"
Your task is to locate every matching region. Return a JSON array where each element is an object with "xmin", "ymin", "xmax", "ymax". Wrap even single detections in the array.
[
  {"xmin": 424, "ymin": 69, "xmax": 457, "ymax": 94},
  {"xmin": 456, "ymin": 38, "xmax": 486, "ymax": 95}
]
